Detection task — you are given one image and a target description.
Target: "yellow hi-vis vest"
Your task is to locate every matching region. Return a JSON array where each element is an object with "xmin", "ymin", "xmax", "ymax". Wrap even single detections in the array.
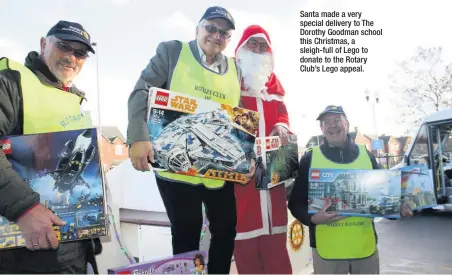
[
  {"xmin": 310, "ymin": 145, "xmax": 377, "ymax": 260},
  {"xmin": 0, "ymin": 57, "xmax": 92, "ymax": 134},
  {"xmin": 156, "ymin": 42, "xmax": 241, "ymax": 189}
]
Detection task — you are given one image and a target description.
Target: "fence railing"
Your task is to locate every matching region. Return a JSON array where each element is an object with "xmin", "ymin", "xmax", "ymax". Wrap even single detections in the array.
[{"xmin": 375, "ymin": 154, "xmax": 404, "ymax": 169}]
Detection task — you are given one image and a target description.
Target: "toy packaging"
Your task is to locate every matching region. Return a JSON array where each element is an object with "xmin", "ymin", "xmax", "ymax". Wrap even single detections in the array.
[
  {"xmin": 108, "ymin": 250, "xmax": 208, "ymax": 274},
  {"xmin": 308, "ymin": 168, "xmax": 402, "ymax": 218},
  {"xmin": 0, "ymin": 128, "xmax": 107, "ymax": 250},
  {"xmin": 147, "ymin": 87, "xmax": 260, "ymax": 184},
  {"xmin": 254, "ymin": 135, "xmax": 299, "ymax": 189},
  {"xmin": 400, "ymin": 164, "xmax": 437, "ymax": 211}
]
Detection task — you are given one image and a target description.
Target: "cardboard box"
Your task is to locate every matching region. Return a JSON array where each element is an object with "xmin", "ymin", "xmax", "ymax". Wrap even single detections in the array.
[
  {"xmin": 254, "ymin": 135, "xmax": 299, "ymax": 189},
  {"xmin": 308, "ymin": 168, "xmax": 402, "ymax": 218},
  {"xmin": 147, "ymin": 88, "xmax": 260, "ymax": 184},
  {"xmin": 400, "ymin": 164, "xmax": 437, "ymax": 211},
  {"xmin": 108, "ymin": 250, "xmax": 208, "ymax": 274},
  {"xmin": 0, "ymin": 128, "xmax": 107, "ymax": 249}
]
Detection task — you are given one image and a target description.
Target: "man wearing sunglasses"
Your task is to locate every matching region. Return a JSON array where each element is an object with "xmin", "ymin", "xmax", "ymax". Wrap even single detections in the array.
[
  {"xmin": 127, "ymin": 6, "xmax": 241, "ymax": 275},
  {"xmin": 0, "ymin": 20, "xmax": 101, "ymax": 274},
  {"xmin": 288, "ymin": 106, "xmax": 413, "ymax": 274}
]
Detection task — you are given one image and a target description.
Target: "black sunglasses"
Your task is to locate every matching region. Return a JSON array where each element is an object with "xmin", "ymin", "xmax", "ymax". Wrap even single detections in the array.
[
  {"xmin": 204, "ymin": 24, "xmax": 231, "ymax": 39},
  {"xmin": 53, "ymin": 40, "xmax": 89, "ymax": 59}
]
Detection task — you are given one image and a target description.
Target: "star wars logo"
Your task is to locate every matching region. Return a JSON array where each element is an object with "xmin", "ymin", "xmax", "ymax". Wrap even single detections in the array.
[{"xmin": 171, "ymin": 95, "xmax": 198, "ymax": 113}]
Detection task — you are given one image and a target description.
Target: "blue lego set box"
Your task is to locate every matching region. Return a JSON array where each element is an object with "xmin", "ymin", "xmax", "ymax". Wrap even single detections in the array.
[
  {"xmin": 308, "ymin": 168, "xmax": 402, "ymax": 218},
  {"xmin": 107, "ymin": 250, "xmax": 208, "ymax": 274},
  {"xmin": 0, "ymin": 128, "xmax": 107, "ymax": 250},
  {"xmin": 146, "ymin": 87, "xmax": 260, "ymax": 185},
  {"xmin": 400, "ymin": 164, "xmax": 437, "ymax": 211}
]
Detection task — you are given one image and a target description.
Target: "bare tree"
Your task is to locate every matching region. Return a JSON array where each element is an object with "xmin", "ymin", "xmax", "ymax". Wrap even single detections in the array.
[{"xmin": 389, "ymin": 47, "xmax": 452, "ymax": 130}]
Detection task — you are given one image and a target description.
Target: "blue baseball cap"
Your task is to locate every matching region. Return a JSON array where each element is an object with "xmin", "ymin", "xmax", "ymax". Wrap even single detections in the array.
[
  {"xmin": 200, "ymin": 6, "xmax": 235, "ymax": 30},
  {"xmin": 47, "ymin": 20, "xmax": 95, "ymax": 53},
  {"xmin": 316, "ymin": 105, "xmax": 347, "ymax": 120}
]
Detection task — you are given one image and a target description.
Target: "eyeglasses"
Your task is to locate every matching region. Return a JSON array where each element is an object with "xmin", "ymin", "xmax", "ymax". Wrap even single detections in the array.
[
  {"xmin": 52, "ymin": 39, "xmax": 89, "ymax": 59},
  {"xmin": 247, "ymin": 40, "xmax": 268, "ymax": 51},
  {"xmin": 203, "ymin": 24, "xmax": 231, "ymax": 39},
  {"xmin": 321, "ymin": 118, "xmax": 343, "ymax": 126}
]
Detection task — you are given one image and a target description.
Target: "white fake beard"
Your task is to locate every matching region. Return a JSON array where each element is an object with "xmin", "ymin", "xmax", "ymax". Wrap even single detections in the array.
[{"xmin": 236, "ymin": 47, "xmax": 273, "ymax": 97}]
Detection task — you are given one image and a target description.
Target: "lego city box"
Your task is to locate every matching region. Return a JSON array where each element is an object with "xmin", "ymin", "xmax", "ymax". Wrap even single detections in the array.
[
  {"xmin": 146, "ymin": 87, "xmax": 260, "ymax": 184},
  {"xmin": 308, "ymin": 168, "xmax": 403, "ymax": 218},
  {"xmin": 400, "ymin": 163, "xmax": 437, "ymax": 211},
  {"xmin": 0, "ymin": 128, "xmax": 107, "ymax": 250},
  {"xmin": 254, "ymin": 134, "xmax": 299, "ymax": 190},
  {"xmin": 108, "ymin": 250, "xmax": 208, "ymax": 274}
]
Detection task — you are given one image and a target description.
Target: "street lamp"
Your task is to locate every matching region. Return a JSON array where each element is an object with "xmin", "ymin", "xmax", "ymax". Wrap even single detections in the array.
[
  {"xmin": 365, "ymin": 89, "xmax": 381, "ymax": 157},
  {"xmin": 91, "ymin": 41, "xmax": 105, "ymax": 162}
]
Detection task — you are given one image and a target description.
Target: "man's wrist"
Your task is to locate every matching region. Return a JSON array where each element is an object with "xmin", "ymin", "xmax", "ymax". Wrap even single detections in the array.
[{"xmin": 16, "ymin": 202, "xmax": 40, "ymax": 221}]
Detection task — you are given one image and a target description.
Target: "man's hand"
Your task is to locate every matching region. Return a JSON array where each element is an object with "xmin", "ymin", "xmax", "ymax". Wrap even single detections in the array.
[
  {"xmin": 311, "ymin": 201, "xmax": 346, "ymax": 225},
  {"xmin": 400, "ymin": 202, "xmax": 414, "ymax": 218},
  {"xmin": 270, "ymin": 125, "xmax": 289, "ymax": 145},
  {"xmin": 244, "ymin": 158, "xmax": 256, "ymax": 183},
  {"xmin": 16, "ymin": 204, "xmax": 66, "ymax": 251},
  {"xmin": 129, "ymin": 141, "xmax": 155, "ymax": 171}
]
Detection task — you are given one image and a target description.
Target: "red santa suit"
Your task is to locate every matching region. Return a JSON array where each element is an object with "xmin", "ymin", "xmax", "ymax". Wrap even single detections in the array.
[{"xmin": 233, "ymin": 25, "xmax": 292, "ymax": 274}]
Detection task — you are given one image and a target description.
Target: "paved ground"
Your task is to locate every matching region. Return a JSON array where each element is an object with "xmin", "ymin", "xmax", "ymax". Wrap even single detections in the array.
[
  {"xmin": 201, "ymin": 209, "xmax": 452, "ymax": 274},
  {"xmin": 376, "ymin": 210, "xmax": 452, "ymax": 274}
]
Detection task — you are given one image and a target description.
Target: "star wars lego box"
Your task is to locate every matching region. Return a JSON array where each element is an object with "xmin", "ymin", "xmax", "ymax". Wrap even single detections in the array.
[
  {"xmin": 400, "ymin": 164, "xmax": 437, "ymax": 211},
  {"xmin": 0, "ymin": 128, "xmax": 107, "ymax": 250},
  {"xmin": 147, "ymin": 87, "xmax": 260, "ymax": 184},
  {"xmin": 108, "ymin": 250, "xmax": 208, "ymax": 274},
  {"xmin": 254, "ymin": 135, "xmax": 299, "ymax": 190},
  {"xmin": 308, "ymin": 168, "xmax": 402, "ymax": 218}
]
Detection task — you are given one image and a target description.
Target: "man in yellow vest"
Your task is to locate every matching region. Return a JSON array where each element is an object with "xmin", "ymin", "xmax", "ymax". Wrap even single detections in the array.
[
  {"xmin": 0, "ymin": 21, "xmax": 101, "ymax": 273},
  {"xmin": 288, "ymin": 105, "xmax": 412, "ymax": 274},
  {"xmin": 127, "ymin": 6, "xmax": 246, "ymax": 274}
]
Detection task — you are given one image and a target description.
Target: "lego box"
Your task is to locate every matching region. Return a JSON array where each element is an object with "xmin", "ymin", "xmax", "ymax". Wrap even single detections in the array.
[
  {"xmin": 108, "ymin": 250, "xmax": 208, "ymax": 274},
  {"xmin": 400, "ymin": 164, "xmax": 437, "ymax": 211},
  {"xmin": 0, "ymin": 128, "xmax": 107, "ymax": 250},
  {"xmin": 254, "ymin": 135, "xmax": 299, "ymax": 190},
  {"xmin": 147, "ymin": 87, "xmax": 260, "ymax": 184},
  {"xmin": 308, "ymin": 168, "xmax": 402, "ymax": 218}
]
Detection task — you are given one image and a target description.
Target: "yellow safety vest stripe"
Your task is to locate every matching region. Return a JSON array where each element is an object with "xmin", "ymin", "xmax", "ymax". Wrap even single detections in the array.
[
  {"xmin": 156, "ymin": 42, "xmax": 241, "ymax": 189},
  {"xmin": 311, "ymin": 145, "xmax": 377, "ymax": 260},
  {"xmin": 0, "ymin": 57, "xmax": 92, "ymax": 134}
]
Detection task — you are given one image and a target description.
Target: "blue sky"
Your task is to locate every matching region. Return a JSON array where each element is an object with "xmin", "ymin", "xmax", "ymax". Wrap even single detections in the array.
[{"xmin": 1, "ymin": 0, "xmax": 451, "ymax": 146}]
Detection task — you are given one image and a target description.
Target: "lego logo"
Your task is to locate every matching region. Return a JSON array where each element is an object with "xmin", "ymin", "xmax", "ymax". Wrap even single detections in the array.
[
  {"xmin": 156, "ymin": 95, "xmax": 168, "ymax": 102},
  {"xmin": 155, "ymin": 91, "xmax": 169, "ymax": 106},
  {"xmin": 311, "ymin": 170, "xmax": 320, "ymax": 179}
]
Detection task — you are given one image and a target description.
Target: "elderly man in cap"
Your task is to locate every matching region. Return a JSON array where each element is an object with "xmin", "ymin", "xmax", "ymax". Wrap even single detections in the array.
[
  {"xmin": 288, "ymin": 105, "xmax": 412, "ymax": 274},
  {"xmin": 0, "ymin": 21, "xmax": 100, "ymax": 274},
  {"xmin": 127, "ymin": 6, "xmax": 242, "ymax": 274}
]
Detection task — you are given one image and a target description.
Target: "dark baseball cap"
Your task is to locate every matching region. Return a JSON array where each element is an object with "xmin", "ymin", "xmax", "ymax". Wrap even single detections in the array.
[
  {"xmin": 316, "ymin": 105, "xmax": 347, "ymax": 120},
  {"xmin": 200, "ymin": 6, "xmax": 235, "ymax": 30},
  {"xmin": 47, "ymin": 20, "xmax": 95, "ymax": 53}
]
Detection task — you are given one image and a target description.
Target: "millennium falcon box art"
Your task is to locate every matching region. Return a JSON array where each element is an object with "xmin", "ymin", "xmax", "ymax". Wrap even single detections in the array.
[
  {"xmin": 254, "ymin": 135, "xmax": 299, "ymax": 190},
  {"xmin": 0, "ymin": 128, "xmax": 107, "ymax": 250},
  {"xmin": 308, "ymin": 168, "xmax": 402, "ymax": 218},
  {"xmin": 147, "ymin": 87, "xmax": 260, "ymax": 184}
]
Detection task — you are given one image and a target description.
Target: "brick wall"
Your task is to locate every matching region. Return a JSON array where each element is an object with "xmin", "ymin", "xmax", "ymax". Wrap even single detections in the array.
[
  {"xmin": 99, "ymin": 136, "xmax": 129, "ymax": 171},
  {"xmin": 354, "ymin": 132, "xmax": 372, "ymax": 152}
]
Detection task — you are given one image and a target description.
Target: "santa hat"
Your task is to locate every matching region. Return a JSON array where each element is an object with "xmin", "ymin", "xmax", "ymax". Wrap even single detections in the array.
[{"xmin": 235, "ymin": 25, "xmax": 285, "ymax": 98}]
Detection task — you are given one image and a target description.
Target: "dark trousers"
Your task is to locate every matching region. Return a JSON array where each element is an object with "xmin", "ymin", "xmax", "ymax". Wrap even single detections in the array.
[{"xmin": 156, "ymin": 176, "xmax": 237, "ymax": 274}]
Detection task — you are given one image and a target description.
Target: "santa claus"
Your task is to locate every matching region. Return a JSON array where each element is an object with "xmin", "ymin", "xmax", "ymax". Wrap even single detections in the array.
[{"xmin": 233, "ymin": 25, "xmax": 292, "ymax": 274}]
